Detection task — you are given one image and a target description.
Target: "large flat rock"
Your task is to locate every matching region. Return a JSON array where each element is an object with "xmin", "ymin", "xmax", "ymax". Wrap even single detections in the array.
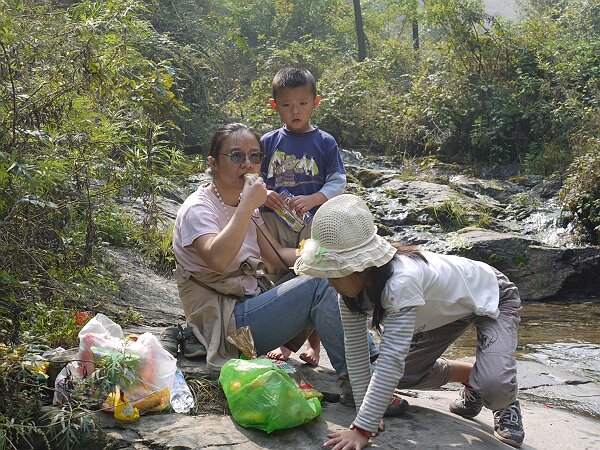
[
  {"xmin": 99, "ymin": 387, "xmax": 600, "ymax": 449},
  {"xmin": 96, "ymin": 344, "xmax": 600, "ymax": 450}
]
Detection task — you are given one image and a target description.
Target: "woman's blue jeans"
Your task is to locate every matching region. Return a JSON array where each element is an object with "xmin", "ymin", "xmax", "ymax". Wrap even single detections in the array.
[{"xmin": 234, "ymin": 275, "xmax": 378, "ymax": 377}]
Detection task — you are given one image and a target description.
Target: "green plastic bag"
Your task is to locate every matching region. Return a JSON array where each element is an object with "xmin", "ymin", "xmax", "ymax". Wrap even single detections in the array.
[{"xmin": 219, "ymin": 358, "xmax": 322, "ymax": 433}]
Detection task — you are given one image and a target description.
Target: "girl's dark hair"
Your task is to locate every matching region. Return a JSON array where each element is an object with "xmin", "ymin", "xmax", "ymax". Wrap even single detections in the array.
[
  {"xmin": 208, "ymin": 122, "xmax": 262, "ymax": 161},
  {"xmin": 342, "ymin": 243, "xmax": 427, "ymax": 333}
]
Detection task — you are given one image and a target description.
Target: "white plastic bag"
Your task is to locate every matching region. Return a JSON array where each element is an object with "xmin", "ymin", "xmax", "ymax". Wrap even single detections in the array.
[{"xmin": 54, "ymin": 313, "xmax": 177, "ymax": 412}]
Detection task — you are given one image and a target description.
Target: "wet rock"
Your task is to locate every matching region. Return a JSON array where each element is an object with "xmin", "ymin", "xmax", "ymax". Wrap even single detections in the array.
[
  {"xmin": 449, "ymin": 173, "xmax": 524, "ymax": 203},
  {"xmin": 443, "ymin": 228, "xmax": 600, "ymax": 300},
  {"xmin": 530, "ymin": 178, "xmax": 563, "ymax": 199}
]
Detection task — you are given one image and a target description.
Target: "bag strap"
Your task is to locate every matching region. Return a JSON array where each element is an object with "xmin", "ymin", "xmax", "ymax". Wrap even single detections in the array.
[{"xmin": 252, "ymin": 217, "xmax": 295, "ymax": 275}]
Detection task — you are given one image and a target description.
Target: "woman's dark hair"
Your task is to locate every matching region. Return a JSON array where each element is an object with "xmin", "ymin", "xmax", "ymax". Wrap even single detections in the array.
[
  {"xmin": 208, "ymin": 123, "xmax": 262, "ymax": 162},
  {"xmin": 207, "ymin": 123, "xmax": 262, "ymax": 177},
  {"xmin": 342, "ymin": 243, "xmax": 428, "ymax": 333}
]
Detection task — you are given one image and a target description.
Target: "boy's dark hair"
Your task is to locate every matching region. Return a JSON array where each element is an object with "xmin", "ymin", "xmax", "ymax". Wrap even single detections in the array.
[{"xmin": 272, "ymin": 67, "xmax": 317, "ymax": 100}]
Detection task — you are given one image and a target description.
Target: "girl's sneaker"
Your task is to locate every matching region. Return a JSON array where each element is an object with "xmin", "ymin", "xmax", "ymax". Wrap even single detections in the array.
[
  {"xmin": 449, "ymin": 385, "xmax": 483, "ymax": 418},
  {"xmin": 493, "ymin": 400, "xmax": 525, "ymax": 448}
]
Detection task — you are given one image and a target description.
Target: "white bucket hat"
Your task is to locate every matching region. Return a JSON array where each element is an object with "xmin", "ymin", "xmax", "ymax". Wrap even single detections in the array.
[{"xmin": 294, "ymin": 194, "xmax": 396, "ymax": 279}]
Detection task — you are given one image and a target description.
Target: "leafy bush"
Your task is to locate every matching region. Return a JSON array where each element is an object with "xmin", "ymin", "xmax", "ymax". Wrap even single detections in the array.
[
  {"xmin": 315, "ymin": 50, "xmax": 414, "ymax": 153},
  {"xmin": 560, "ymin": 140, "xmax": 600, "ymax": 244}
]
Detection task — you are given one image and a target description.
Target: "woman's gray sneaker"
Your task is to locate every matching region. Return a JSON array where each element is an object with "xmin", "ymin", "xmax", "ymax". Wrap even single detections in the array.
[
  {"xmin": 449, "ymin": 385, "xmax": 484, "ymax": 418},
  {"xmin": 159, "ymin": 325, "xmax": 181, "ymax": 358},
  {"xmin": 182, "ymin": 325, "xmax": 207, "ymax": 358},
  {"xmin": 493, "ymin": 400, "xmax": 525, "ymax": 448}
]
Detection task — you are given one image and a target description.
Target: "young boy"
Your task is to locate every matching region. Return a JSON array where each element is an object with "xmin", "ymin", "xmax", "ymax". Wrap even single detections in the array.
[{"xmin": 260, "ymin": 67, "xmax": 347, "ymax": 366}]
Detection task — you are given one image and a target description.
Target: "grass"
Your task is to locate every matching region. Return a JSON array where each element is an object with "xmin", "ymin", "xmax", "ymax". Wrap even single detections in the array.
[{"xmin": 187, "ymin": 377, "xmax": 229, "ymax": 416}]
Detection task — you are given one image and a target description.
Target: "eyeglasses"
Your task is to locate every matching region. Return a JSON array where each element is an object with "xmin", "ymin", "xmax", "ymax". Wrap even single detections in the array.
[{"xmin": 220, "ymin": 151, "xmax": 265, "ymax": 165}]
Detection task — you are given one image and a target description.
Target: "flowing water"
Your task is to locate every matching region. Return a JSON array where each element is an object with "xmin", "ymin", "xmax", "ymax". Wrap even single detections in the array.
[
  {"xmin": 443, "ymin": 301, "xmax": 600, "ymax": 419},
  {"xmin": 444, "ymin": 301, "xmax": 600, "ymax": 381}
]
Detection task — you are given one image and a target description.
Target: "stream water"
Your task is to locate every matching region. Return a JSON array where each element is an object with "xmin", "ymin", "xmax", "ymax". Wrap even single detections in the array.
[
  {"xmin": 445, "ymin": 301, "xmax": 600, "ymax": 381},
  {"xmin": 443, "ymin": 301, "xmax": 600, "ymax": 419}
]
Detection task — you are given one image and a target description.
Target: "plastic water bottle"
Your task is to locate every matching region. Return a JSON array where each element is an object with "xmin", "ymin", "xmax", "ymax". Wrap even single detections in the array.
[{"xmin": 170, "ymin": 368, "xmax": 194, "ymax": 413}]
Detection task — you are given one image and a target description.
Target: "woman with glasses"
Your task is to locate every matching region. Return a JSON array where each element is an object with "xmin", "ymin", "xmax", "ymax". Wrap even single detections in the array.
[{"xmin": 171, "ymin": 123, "xmax": 350, "ymax": 379}]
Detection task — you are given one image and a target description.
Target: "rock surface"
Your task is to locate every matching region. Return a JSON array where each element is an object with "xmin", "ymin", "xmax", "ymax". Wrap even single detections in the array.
[
  {"xmin": 99, "ymin": 388, "xmax": 600, "ymax": 450},
  {"xmin": 96, "ymin": 246, "xmax": 600, "ymax": 450}
]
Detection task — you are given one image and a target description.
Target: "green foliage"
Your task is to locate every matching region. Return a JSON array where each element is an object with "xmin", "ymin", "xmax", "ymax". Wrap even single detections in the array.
[
  {"xmin": 0, "ymin": 343, "xmax": 100, "ymax": 450},
  {"xmin": 0, "ymin": 1, "xmax": 190, "ymax": 445},
  {"xmin": 315, "ymin": 50, "xmax": 415, "ymax": 153},
  {"xmin": 432, "ymin": 196, "xmax": 470, "ymax": 230},
  {"xmin": 22, "ymin": 302, "xmax": 85, "ymax": 350},
  {"xmin": 0, "ymin": 348, "xmax": 48, "ymax": 450},
  {"xmin": 509, "ymin": 192, "xmax": 541, "ymax": 209},
  {"xmin": 135, "ymin": 222, "xmax": 176, "ymax": 276},
  {"xmin": 41, "ymin": 407, "xmax": 98, "ymax": 450},
  {"xmin": 560, "ymin": 140, "xmax": 600, "ymax": 243}
]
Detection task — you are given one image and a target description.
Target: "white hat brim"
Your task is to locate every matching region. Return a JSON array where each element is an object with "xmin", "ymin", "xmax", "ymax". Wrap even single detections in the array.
[{"xmin": 295, "ymin": 234, "xmax": 396, "ymax": 279}]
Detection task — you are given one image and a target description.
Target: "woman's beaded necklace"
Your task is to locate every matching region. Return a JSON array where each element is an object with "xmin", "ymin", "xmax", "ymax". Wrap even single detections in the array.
[{"xmin": 211, "ymin": 181, "xmax": 233, "ymax": 221}]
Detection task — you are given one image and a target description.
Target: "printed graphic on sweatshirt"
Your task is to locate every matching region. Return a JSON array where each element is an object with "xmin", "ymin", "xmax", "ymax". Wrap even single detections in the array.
[{"xmin": 266, "ymin": 150, "xmax": 320, "ymax": 188}]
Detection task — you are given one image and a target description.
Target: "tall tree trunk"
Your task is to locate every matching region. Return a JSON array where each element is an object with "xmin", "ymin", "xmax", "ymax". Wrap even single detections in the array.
[
  {"xmin": 412, "ymin": 20, "xmax": 419, "ymax": 50},
  {"xmin": 353, "ymin": 0, "xmax": 366, "ymax": 61}
]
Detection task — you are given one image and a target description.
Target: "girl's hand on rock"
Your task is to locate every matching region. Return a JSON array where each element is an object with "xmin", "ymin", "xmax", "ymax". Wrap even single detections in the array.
[{"xmin": 323, "ymin": 428, "xmax": 370, "ymax": 449}]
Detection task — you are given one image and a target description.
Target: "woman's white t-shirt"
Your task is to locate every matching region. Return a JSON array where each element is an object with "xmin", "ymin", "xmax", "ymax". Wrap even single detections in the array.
[{"xmin": 172, "ymin": 184, "xmax": 263, "ymax": 296}]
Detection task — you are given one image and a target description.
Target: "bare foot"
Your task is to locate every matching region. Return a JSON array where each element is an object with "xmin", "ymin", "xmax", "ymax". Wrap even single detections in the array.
[
  {"xmin": 299, "ymin": 347, "xmax": 320, "ymax": 366},
  {"xmin": 266, "ymin": 346, "xmax": 292, "ymax": 361}
]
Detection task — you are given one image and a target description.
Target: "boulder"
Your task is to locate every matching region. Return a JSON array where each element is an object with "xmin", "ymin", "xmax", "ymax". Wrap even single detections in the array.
[{"xmin": 445, "ymin": 228, "xmax": 600, "ymax": 300}]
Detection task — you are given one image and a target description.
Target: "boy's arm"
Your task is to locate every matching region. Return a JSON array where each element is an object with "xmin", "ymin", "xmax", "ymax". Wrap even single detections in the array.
[
  {"xmin": 288, "ymin": 191, "xmax": 327, "ymax": 215},
  {"xmin": 319, "ymin": 172, "xmax": 347, "ymax": 199},
  {"xmin": 319, "ymin": 134, "xmax": 347, "ymax": 199}
]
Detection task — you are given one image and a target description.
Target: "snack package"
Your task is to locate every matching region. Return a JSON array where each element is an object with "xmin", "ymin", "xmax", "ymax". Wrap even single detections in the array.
[
  {"xmin": 227, "ymin": 326, "xmax": 257, "ymax": 359},
  {"xmin": 273, "ymin": 189, "xmax": 312, "ymax": 232},
  {"xmin": 111, "ymin": 385, "xmax": 140, "ymax": 421},
  {"xmin": 244, "ymin": 173, "xmax": 259, "ymax": 183}
]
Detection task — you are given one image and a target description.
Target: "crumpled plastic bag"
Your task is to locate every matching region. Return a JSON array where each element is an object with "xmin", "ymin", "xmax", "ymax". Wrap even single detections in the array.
[
  {"xmin": 53, "ymin": 313, "xmax": 177, "ymax": 416},
  {"xmin": 219, "ymin": 358, "xmax": 321, "ymax": 433}
]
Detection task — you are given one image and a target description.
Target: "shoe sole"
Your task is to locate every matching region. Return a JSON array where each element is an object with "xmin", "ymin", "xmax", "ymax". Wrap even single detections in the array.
[
  {"xmin": 449, "ymin": 409, "xmax": 481, "ymax": 419},
  {"xmin": 494, "ymin": 431, "xmax": 523, "ymax": 448},
  {"xmin": 383, "ymin": 399, "xmax": 409, "ymax": 416},
  {"xmin": 184, "ymin": 349, "xmax": 207, "ymax": 358}
]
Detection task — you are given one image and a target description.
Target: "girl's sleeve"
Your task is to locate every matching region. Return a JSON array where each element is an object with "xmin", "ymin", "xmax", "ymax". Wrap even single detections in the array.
[
  {"xmin": 338, "ymin": 297, "xmax": 372, "ymax": 410},
  {"xmin": 353, "ymin": 307, "xmax": 416, "ymax": 432}
]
